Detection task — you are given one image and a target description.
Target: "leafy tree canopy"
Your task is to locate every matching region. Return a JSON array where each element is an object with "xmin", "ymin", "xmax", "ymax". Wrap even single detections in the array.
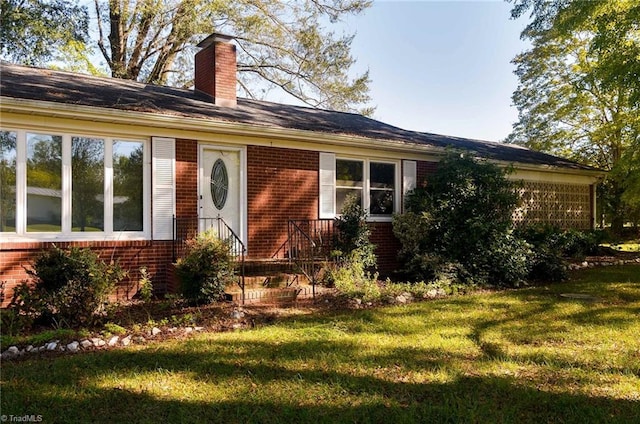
[
  {"xmin": 0, "ymin": 0, "xmax": 89, "ymax": 66},
  {"xmin": 507, "ymin": 0, "xmax": 640, "ymax": 231},
  {"xmin": 1, "ymin": 0, "xmax": 374, "ymax": 114}
]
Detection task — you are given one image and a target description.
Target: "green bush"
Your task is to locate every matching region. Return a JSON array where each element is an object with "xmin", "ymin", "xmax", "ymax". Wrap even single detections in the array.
[
  {"xmin": 12, "ymin": 246, "xmax": 124, "ymax": 328},
  {"xmin": 137, "ymin": 266, "xmax": 153, "ymax": 302},
  {"xmin": 331, "ymin": 259, "xmax": 381, "ymax": 302},
  {"xmin": 175, "ymin": 230, "xmax": 235, "ymax": 305},
  {"xmin": 515, "ymin": 225, "xmax": 603, "ymax": 282},
  {"xmin": 393, "ymin": 152, "xmax": 530, "ymax": 287},
  {"xmin": 328, "ymin": 194, "xmax": 382, "ymax": 301},
  {"xmin": 516, "ymin": 224, "xmax": 602, "ymax": 259},
  {"xmin": 554, "ymin": 229, "xmax": 602, "ymax": 258},
  {"xmin": 334, "ymin": 193, "xmax": 376, "ymax": 268},
  {"xmin": 392, "ymin": 212, "xmax": 435, "ymax": 281}
]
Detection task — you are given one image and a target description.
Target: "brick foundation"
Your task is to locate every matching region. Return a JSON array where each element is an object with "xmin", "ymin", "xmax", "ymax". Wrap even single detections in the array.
[{"xmin": 0, "ymin": 240, "xmax": 173, "ymax": 307}]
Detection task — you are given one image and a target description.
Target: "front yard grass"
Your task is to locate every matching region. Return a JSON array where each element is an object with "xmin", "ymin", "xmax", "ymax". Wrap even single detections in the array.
[
  {"xmin": 1, "ymin": 266, "xmax": 639, "ymax": 423},
  {"xmin": 601, "ymin": 240, "xmax": 640, "ymax": 252}
]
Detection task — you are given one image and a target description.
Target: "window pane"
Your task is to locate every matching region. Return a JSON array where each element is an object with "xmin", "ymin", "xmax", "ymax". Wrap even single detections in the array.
[
  {"xmin": 27, "ymin": 133, "xmax": 62, "ymax": 232},
  {"xmin": 0, "ymin": 131, "xmax": 17, "ymax": 232},
  {"xmin": 370, "ymin": 190, "xmax": 394, "ymax": 215},
  {"xmin": 113, "ymin": 141, "xmax": 143, "ymax": 231},
  {"xmin": 370, "ymin": 162, "xmax": 394, "ymax": 189},
  {"xmin": 72, "ymin": 137, "xmax": 104, "ymax": 232},
  {"xmin": 336, "ymin": 188, "xmax": 362, "ymax": 214},
  {"xmin": 336, "ymin": 159, "xmax": 363, "ymax": 188},
  {"xmin": 370, "ymin": 162, "xmax": 395, "ymax": 215}
]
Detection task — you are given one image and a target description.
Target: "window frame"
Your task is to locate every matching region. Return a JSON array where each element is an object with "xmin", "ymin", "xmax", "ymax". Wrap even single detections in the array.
[
  {"xmin": 0, "ymin": 128, "xmax": 150, "ymax": 241},
  {"xmin": 334, "ymin": 156, "xmax": 400, "ymax": 222}
]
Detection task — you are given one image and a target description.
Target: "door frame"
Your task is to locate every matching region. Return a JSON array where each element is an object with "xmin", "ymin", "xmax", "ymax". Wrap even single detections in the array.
[{"xmin": 198, "ymin": 143, "xmax": 247, "ymax": 246}]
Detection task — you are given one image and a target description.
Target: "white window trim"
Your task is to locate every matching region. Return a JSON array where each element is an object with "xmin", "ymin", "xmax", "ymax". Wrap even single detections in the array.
[
  {"xmin": 333, "ymin": 156, "xmax": 401, "ymax": 222},
  {"xmin": 0, "ymin": 129, "xmax": 151, "ymax": 241}
]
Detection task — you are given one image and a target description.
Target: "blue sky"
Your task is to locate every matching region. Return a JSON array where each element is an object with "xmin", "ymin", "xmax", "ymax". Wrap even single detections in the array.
[{"xmin": 338, "ymin": 0, "xmax": 530, "ymax": 142}]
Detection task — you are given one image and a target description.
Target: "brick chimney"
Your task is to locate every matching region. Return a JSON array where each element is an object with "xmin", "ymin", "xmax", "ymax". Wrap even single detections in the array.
[{"xmin": 195, "ymin": 33, "xmax": 237, "ymax": 107}]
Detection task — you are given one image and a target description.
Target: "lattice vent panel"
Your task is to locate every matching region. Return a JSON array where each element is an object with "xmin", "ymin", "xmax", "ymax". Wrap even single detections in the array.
[{"xmin": 513, "ymin": 182, "xmax": 591, "ymax": 229}]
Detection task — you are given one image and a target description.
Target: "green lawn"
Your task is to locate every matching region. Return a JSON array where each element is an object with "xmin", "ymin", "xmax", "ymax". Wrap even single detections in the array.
[
  {"xmin": 2, "ymin": 266, "xmax": 639, "ymax": 423},
  {"xmin": 601, "ymin": 240, "xmax": 640, "ymax": 252}
]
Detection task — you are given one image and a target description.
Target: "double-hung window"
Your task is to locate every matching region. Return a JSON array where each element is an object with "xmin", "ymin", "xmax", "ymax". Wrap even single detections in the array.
[
  {"xmin": 0, "ymin": 129, "xmax": 149, "ymax": 239},
  {"xmin": 322, "ymin": 156, "xmax": 400, "ymax": 220}
]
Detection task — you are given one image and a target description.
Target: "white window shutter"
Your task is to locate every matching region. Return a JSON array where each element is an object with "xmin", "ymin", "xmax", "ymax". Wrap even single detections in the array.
[
  {"xmin": 319, "ymin": 152, "xmax": 336, "ymax": 219},
  {"xmin": 152, "ymin": 137, "xmax": 175, "ymax": 240},
  {"xmin": 402, "ymin": 160, "xmax": 417, "ymax": 211}
]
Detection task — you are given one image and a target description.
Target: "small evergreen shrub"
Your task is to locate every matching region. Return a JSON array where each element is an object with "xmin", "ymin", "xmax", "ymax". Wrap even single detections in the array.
[
  {"xmin": 554, "ymin": 229, "xmax": 602, "ymax": 258},
  {"xmin": 14, "ymin": 246, "xmax": 124, "ymax": 328},
  {"xmin": 334, "ymin": 193, "xmax": 377, "ymax": 268},
  {"xmin": 175, "ymin": 230, "xmax": 235, "ymax": 305}
]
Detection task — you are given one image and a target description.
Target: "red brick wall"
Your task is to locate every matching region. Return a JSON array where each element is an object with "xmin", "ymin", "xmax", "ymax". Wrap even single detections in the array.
[
  {"xmin": 247, "ymin": 145, "xmax": 319, "ymax": 258},
  {"xmin": 0, "ymin": 240, "xmax": 173, "ymax": 307},
  {"xmin": 1, "ymin": 147, "xmax": 439, "ymax": 306},
  {"xmin": 370, "ymin": 222, "xmax": 402, "ymax": 278},
  {"xmin": 175, "ymin": 138, "xmax": 198, "ymax": 217},
  {"xmin": 194, "ymin": 44, "xmax": 215, "ymax": 97}
]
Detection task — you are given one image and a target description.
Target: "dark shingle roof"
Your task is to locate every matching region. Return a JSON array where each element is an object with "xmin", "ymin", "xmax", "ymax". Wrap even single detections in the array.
[{"xmin": 0, "ymin": 63, "xmax": 596, "ymax": 171}]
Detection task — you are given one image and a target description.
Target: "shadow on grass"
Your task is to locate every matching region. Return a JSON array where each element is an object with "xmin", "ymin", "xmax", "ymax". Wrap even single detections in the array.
[
  {"xmin": 3, "ymin": 267, "xmax": 639, "ymax": 423},
  {"xmin": 2, "ymin": 334, "xmax": 639, "ymax": 424}
]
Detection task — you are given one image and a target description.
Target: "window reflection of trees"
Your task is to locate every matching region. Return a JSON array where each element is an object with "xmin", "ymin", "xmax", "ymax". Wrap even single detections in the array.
[
  {"xmin": 370, "ymin": 162, "xmax": 395, "ymax": 215},
  {"xmin": 336, "ymin": 159, "xmax": 363, "ymax": 212},
  {"xmin": 0, "ymin": 131, "xmax": 17, "ymax": 232},
  {"xmin": 72, "ymin": 137, "xmax": 104, "ymax": 231},
  {"xmin": 113, "ymin": 142, "xmax": 143, "ymax": 231},
  {"xmin": 27, "ymin": 133, "xmax": 62, "ymax": 231}
]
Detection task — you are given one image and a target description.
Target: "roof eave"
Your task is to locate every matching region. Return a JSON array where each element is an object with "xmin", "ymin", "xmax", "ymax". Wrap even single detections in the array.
[
  {"xmin": 0, "ymin": 96, "xmax": 444, "ymax": 154},
  {"xmin": 503, "ymin": 161, "xmax": 606, "ymax": 178},
  {"xmin": 0, "ymin": 96, "xmax": 606, "ymax": 178}
]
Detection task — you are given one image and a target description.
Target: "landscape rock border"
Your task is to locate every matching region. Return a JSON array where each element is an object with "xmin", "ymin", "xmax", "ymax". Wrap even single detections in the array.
[
  {"xmin": 3, "ymin": 257, "xmax": 638, "ymax": 362},
  {"xmin": 0, "ymin": 308, "xmax": 247, "ymax": 362},
  {"xmin": 567, "ymin": 256, "xmax": 640, "ymax": 270}
]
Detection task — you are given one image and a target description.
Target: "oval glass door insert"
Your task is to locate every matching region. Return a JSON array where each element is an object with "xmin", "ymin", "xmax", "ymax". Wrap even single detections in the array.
[{"xmin": 210, "ymin": 158, "xmax": 228, "ymax": 209}]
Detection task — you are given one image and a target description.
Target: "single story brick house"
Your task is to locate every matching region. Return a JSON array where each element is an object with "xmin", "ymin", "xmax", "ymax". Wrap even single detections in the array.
[{"xmin": 0, "ymin": 34, "xmax": 602, "ymax": 302}]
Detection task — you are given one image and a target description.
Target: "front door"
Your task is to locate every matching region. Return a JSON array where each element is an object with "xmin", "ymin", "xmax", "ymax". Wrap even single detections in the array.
[{"xmin": 200, "ymin": 146, "xmax": 243, "ymax": 241}]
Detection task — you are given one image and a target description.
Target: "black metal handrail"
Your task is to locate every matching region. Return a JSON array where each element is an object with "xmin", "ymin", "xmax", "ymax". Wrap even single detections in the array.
[
  {"xmin": 173, "ymin": 216, "xmax": 246, "ymax": 304},
  {"xmin": 286, "ymin": 219, "xmax": 335, "ymax": 297}
]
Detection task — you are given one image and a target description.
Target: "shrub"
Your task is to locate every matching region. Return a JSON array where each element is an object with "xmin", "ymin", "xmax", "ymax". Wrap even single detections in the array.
[
  {"xmin": 515, "ymin": 224, "xmax": 603, "ymax": 282},
  {"xmin": 393, "ymin": 152, "xmax": 530, "ymax": 287},
  {"xmin": 331, "ymin": 259, "xmax": 381, "ymax": 302},
  {"xmin": 329, "ymin": 194, "xmax": 381, "ymax": 301},
  {"xmin": 334, "ymin": 193, "xmax": 376, "ymax": 268},
  {"xmin": 528, "ymin": 243, "xmax": 567, "ymax": 282},
  {"xmin": 554, "ymin": 229, "xmax": 602, "ymax": 258},
  {"xmin": 175, "ymin": 230, "xmax": 235, "ymax": 305},
  {"xmin": 13, "ymin": 246, "xmax": 124, "ymax": 328},
  {"xmin": 392, "ymin": 212, "xmax": 435, "ymax": 281},
  {"xmin": 138, "ymin": 266, "xmax": 153, "ymax": 302}
]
